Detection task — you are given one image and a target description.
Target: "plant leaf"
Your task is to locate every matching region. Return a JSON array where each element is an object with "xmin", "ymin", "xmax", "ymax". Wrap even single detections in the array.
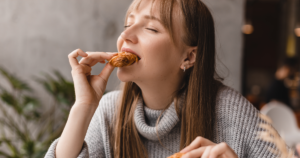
[
  {"xmin": 22, "ymin": 96, "xmax": 40, "ymax": 116},
  {"xmin": 35, "ymin": 71, "xmax": 75, "ymax": 106},
  {"xmin": 0, "ymin": 149, "xmax": 14, "ymax": 158},
  {"xmin": 1, "ymin": 138, "xmax": 21, "ymax": 157},
  {"xmin": 53, "ymin": 70, "xmax": 66, "ymax": 83},
  {"xmin": 0, "ymin": 91, "xmax": 22, "ymax": 114},
  {"xmin": 22, "ymin": 140, "xmax": 35, "ymax": 157},
  {"xmin": 0, "ymin": 66, "xmax": 32, "ymax": 92}
]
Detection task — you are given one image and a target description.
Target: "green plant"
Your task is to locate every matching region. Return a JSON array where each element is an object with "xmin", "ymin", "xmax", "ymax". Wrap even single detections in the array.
[{"xmin": 0, "ymin": 67, "xmax": 75, "ymax": 158}]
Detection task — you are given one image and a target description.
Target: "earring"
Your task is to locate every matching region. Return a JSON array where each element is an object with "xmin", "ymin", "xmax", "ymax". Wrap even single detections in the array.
[{"xmin": 184, "ymin": 66, "xmax": 186, "ymax": 72}]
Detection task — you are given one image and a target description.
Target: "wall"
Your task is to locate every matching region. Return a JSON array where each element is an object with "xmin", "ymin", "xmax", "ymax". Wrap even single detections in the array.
[{"xmin": 203, "ymin": 0, "xmax": 245, "ymax": 91}]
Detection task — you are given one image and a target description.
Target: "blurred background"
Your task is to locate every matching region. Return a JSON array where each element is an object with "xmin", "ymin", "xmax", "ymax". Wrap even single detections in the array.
[{"xmin": 0, "ymin": 0, "xmax": 300, "ymax": 157}]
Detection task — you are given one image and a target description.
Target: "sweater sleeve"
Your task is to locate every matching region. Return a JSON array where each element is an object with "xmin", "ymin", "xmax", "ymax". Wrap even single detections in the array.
[
  {"xmin": 44, "ymin": 138, "xmax": 89, "ymax": 158},
  {"xmin": 44, "ymin": 103, "xmax": 106, "ymax": 158},
  {"xmin": 216, "ymin": 86, "xmax": 280, "ymax": 158},
  {"xmin": 241, "ymin": 100, "xmax": 279, "ymax": 158}
]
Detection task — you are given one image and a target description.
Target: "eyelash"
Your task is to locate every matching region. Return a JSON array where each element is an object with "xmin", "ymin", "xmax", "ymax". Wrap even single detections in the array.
[{"xmin": 124, "ymin": 25, "xmax": 158, "ymax": 33}]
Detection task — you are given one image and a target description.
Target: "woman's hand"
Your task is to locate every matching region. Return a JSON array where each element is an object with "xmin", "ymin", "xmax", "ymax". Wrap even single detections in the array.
[
  {"xmin": 68, "ymin": 49, "xmax": 118, "ymax": 110},
  {"xmin": 180, "ymin": 137, "xmax": 238, "ymax": 158}
]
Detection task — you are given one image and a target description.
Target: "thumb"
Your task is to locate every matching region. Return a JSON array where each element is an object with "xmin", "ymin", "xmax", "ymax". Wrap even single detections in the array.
[
  {"xmin": 91, "ymin": 63, "xmax": 115, "ymax": 98},
  {"xmin": 97, "ymin": 62, "xmax": 115, "ymax": 84},
  {"xmin": 94, "ymin": 63, "xmax": 115, "ymax": 90}
]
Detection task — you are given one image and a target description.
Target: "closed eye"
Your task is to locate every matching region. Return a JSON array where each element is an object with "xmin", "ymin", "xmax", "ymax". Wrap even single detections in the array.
[
  {"xmin": 124, "ymin": 25, "xmax": 158, "ymax": 33},
  {"xmin": 146, "ymin": 28, "xmax": 158, "ymax": 33},
  {"xmin": 124, "ymin": 25, "xmax": 130, "ymax": 30}
]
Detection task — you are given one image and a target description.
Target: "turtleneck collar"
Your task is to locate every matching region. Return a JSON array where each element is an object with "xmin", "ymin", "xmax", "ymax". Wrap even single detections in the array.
[{"xmin": 134, "ymin": 92, "xmax": 185, "ymax": 141}]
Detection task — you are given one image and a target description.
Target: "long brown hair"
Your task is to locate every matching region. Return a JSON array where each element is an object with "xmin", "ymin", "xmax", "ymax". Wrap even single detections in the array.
[{"xmin": 112, "ymin": 0, "xmax": 222, "ymax": 158}]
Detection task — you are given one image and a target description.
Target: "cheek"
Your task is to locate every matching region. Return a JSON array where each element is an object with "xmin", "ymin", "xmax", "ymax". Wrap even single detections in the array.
[
  {"xmin": 143, "ymin": 39, "xmax": 178, "ymax": 66},
  {"xmin": 143, "ymin": 37, "xmax": 169, "ymax": 58},
  {"xmin": 141, "ymin": 39, "xmax": 181, "ymax": 78}
]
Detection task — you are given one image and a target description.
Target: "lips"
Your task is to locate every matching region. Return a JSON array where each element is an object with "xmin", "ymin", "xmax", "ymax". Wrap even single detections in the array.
[{"xmin": 121, "ymin": 47, "xmax": 141, "ymax": 60}]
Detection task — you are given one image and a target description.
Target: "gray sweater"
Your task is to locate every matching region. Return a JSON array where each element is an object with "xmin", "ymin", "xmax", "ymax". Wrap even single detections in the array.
[{"xmin": 45, "ymin": 86, "xmax": 277, "ymax": 158}]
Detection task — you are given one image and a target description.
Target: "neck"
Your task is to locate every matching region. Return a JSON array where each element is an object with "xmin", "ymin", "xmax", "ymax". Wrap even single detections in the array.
[{"xmin": 137, "ymin": 79, "xmax": 182, "ymax": 110}]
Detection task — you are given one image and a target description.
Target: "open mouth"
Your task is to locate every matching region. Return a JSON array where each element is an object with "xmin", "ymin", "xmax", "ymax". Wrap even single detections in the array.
[
  {"xmin": 123, "ymin": 52, "xmax": 141, "ymax": 65},
  {"xmin": 132, "ymin": 56, "xmax": 141, "ymax": 65},
  {"xmin": 131, "ymin": 57, "xmax": 140, "ymax": 65},
  {"xmin": 125, "ymin": 52, "xmax": 141, "ymax": 61}
]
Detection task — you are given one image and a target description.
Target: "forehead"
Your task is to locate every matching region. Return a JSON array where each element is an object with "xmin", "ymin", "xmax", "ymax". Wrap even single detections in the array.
[
  {"xmin": 128, "ymin": 0, "xmax": 184, "ymax": 30},
  {"xmin": 129, "ymin": 0, "xmax": 160, "ymax": 17},
  {"xmin": 127, "ymin": 0, "xmax": 185, "ymax": 45}
]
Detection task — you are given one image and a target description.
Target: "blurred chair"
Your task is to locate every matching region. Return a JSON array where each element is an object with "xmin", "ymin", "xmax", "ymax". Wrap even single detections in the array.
[{"xmin": 260, "ymin": 101, "xmax": 300, "ymax": 147}]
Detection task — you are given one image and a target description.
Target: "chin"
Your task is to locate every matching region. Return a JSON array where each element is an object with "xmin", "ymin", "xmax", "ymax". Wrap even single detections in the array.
[{"xmin": 117, "ymin": 67, "xmax": 134, "ymax": 82}]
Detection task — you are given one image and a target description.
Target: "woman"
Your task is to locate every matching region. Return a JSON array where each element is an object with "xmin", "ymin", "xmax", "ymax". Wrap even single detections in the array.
[{"xmin": 45, "ymin": 0, "xmax": 277, "ymax": 157}]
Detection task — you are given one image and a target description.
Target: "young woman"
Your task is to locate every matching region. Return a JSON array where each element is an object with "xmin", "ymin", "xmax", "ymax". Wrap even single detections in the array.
[{"xmin": 45, "ymin": 0, "xmax": 277, "ymax": 158}]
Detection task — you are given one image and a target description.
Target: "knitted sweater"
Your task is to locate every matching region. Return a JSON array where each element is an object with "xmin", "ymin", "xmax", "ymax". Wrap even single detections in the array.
[{"xmin": 45, "ymin": 86, "xmax": 277, "ymax": 158}]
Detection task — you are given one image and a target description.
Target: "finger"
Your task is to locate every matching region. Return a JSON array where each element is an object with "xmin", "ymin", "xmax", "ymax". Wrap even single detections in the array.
[
  {"xmin": 68, "ymin": 49, "xmax": 88, "ymax": 69},
  {"xmin": 201, "ymin": 146, "xmax": 213, "ymax": 158},
  {"xmin": 209, "ymin": 143, "xmax": 237, "ymax": 158},
  {"xmin": 78, "ymin": 52, "xmax": 98, "ymax": 66},
  {"xmin": 72, "ymin": 65, "xmax": 93, "ymax": 96},
  {"xmin": 181, "ymin": 147, "xmax": 206, "ymax": 158},
  {"xmin": 180, "ymin": 137, "xmax": 215, "ymax": 154},
  {"xmin": 80, "ymin": 58, "xmax": 98, "ymax": 67},
  {"xmin": 90, "ymin": 63, "xmax": 115, "ymax": 97},
  {"xmin": 97, "ymin": 62, "xmax": 115, "ymax": 82},
  {"xmin": 79, "ymin": 52, "xmax": 118, "ymax": 66}
]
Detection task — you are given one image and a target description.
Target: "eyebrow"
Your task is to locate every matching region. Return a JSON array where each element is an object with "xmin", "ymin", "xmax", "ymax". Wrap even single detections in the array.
[{"xmin": 128, "ymin": 14, "xmax": 162, "ymax": 24}]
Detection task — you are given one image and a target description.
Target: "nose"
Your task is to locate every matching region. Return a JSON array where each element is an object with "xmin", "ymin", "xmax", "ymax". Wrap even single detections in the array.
[{"xmin": 120, "ymin": 26, "xmax": 138, "ymax": 44}]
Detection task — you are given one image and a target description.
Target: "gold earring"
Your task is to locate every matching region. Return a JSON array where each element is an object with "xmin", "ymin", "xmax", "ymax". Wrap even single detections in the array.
[{"xmin": 184, "ymin": 66, "xmax": 186, "ymax": 72}]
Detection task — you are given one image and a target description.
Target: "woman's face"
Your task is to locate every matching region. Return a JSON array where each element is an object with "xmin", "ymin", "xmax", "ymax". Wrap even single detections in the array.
[{"xmin": 116, "ymin": 0, "xmax": 187, "ymax": 85}]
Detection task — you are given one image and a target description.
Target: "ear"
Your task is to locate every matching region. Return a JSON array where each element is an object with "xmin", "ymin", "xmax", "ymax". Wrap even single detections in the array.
[{"xmin": 180, "ymin": 47, "xmax": 197, "ymax": 71}]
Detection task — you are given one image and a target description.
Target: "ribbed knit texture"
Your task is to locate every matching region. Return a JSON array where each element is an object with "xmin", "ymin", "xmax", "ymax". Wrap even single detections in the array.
[{"xmin": 44, "ymin": 86, "xmax": 278, "ymax": 158}]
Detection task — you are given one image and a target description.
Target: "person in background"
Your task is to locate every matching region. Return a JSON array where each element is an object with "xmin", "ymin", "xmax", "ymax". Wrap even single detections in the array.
[{"xmin": 266, "ymin": 58, "xmax": 298, "ymax": 109}]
